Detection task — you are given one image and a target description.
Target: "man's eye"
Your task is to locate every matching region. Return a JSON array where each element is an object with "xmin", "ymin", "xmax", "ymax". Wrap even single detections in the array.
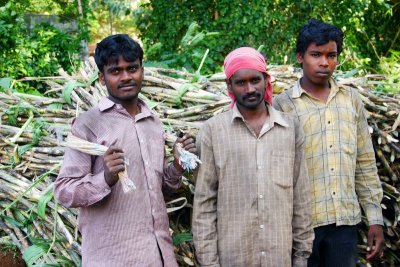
[
  {"xmin": 311, "ymin": 53, "xmax": 319, "ymax": 57},
  {"xmin": 109, "ymin": 69, "xmax": 119, "ymax": 74},
  {"xmin": 128, "ymin": 67, "xmax": 138, "ymax": 72},
  {"xmin": 329, "ymin": 54, "xmax": 337, "ymax": 58}
]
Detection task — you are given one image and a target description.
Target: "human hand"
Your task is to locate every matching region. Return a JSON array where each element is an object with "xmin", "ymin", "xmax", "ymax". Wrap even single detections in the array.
[
  {"xmin": 366, "ymin": 224, "xmax": 385, "ymax": 260},
  {"xmin": 103, "ymin": 147, "xmax": 125, "ymax": 186},
  {"xmin": 172, "ymin": 134, "xmax": 196, "ymax": 173}
]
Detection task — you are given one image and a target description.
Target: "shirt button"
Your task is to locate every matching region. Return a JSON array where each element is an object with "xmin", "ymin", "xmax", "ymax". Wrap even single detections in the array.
[
  {"xmin": 140, "ymin": 139, "xmax": 143, "ymax": 143},
  {"xmin": 330, "ymin": 145, "xmax": 333, "ymax": 148},
  {"xmin": 149, "ymin": 186, "xmax": 152, "ymax": 190},
  {"xmin": 152, "ymin": 209, "xmax": 155, "ymax": 213},
  {"xmin": 331, "ymin": 168, "xmax": 334, "ymax": 171},
  {"xmin": 257, "ymin": 165, "xmax": 261, "ymax": 170},
  {"xmin": 260, "ymin": 224, "xmax": 264, "ymax": 229},
  {"xmin": 328, "ymin": 121, "xmax": 331, "ymax": 124},
  {"xmin": 332, "ymin": 192, "xmax": 336, "ymax": 195},
  {"xmin": 259, "ymin": 195, "xmax": 263, "ymax": 199},
  {"xmin": 261, "ymin": 251, "xmax": 266, "ymax": 256}
]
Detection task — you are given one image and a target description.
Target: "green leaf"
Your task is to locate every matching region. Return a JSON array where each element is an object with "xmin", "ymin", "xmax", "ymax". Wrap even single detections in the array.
[
  {"xmin": 172, "ymin": 232, "xmax": 193, "ymax": 246},
  {"xmin": 17, "ymin": 144, "xmax": 33, "ymax": 157},
  {"xmin": 0, "ymin": 215, "xmax": 24, "ymax": 228},
  {"xmin": 22, "ymin": 245, "xmax": 47, "ymax": 266},
  {"xmin": 47, "ymin": 103, "xmax": 63, "ymax": 110},
  {"xmin": 88, "ymin": 71, "xmax": 99, "ymax": 85},
  {"xmin": 0, "ymin": 77, "xmax": 12, "ymax": 91},
  {"xmin": 37, "ymin": 190, "xmax": 54, "ymax": 219},
  {"xmin": 62, "ymin": 80, "xmax": 84, "ymax": 105}
]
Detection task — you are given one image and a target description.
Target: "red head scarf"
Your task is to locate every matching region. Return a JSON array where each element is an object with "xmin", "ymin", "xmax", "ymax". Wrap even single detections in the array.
[{"xmin": 223, "ymin": 47, "xmax": 273, "ymax": 108}]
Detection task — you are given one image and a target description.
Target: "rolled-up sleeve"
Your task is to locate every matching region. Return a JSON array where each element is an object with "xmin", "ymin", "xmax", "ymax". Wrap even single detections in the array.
[{"xmin": 54, "ymin": 119, "xmax": 111, "ymax": 208}]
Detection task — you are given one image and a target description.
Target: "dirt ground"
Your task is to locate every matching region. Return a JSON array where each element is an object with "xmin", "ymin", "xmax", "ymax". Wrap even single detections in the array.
[{"xmin": 0, "ymin": 247, "xmax": 26, "ymax": 267}]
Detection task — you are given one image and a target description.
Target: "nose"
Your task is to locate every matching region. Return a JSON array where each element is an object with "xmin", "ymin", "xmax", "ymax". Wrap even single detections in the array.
[
  {"xmin": 120, "ymin": 70, "xmax": 131, "ymax": 81},
  {"xmin": 245, "ymin": 82, "xmax": 256, "ymax": 93},
  {"xmin": 320, "ymin": 56, "xmax": 329, "ymax": 67}
]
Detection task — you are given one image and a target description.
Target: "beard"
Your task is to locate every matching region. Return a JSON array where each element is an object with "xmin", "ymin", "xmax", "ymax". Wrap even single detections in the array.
[{"xmin": 236, "ymin": 91, "xmax": 264, "ymax": 110}]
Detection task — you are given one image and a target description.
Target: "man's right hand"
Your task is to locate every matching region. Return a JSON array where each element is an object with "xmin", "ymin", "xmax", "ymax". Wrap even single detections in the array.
[{"xmin": 103, "ymin": 147, "xmax": 125, "ymax": 186}]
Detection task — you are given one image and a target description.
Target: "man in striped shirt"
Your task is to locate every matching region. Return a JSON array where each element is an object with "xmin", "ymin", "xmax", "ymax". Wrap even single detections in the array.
[
  {"xmin": 274, "ymin": 19, "xmax": 384, "ymax": 266},
  {"xmin": 55, "ymin": 34, "xmax": 195, "ymax": 266}
]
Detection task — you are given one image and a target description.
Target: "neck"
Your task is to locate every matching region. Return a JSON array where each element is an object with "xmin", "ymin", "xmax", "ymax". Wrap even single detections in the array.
[
  {"xmin": 300, "ymin": 77, "xmax": 331, "ymax": 102},
  {"xmin": 237, "ymin": 102, "xmax": 268, "ymax": 122},
  {"xmin": 300, "ymin": 77, "xmax": 330, "ymax": 92},
  {"xmin": 108, "ymin": 96, "xmax": 140, "ymax": 116}
]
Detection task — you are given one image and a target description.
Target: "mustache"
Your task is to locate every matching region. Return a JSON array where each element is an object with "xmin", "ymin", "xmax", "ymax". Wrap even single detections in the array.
[
  {"xmin": 118, "ymin": 82, "xmax": 137, "ymax": 89},
  {"xmin": 242, "ymin": 91, "xmax": 261, "ymax": 99}
]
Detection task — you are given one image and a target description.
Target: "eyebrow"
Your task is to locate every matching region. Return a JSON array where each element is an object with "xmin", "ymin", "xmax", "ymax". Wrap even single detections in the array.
[{"xmin": 106, "ymin": 63, "xmax": 141, "ymax": 72}]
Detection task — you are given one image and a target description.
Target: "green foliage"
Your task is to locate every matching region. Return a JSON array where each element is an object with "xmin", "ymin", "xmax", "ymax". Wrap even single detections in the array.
[
  {"xmin": 143, "ymin": 21, "xmax": 220, "ymax": 74},
  {"xmin": 374, "ymin": 50, "xmax": 400, "ymax": 94},
  {"xmin": 172, "ymin": 232, "xmax": 193, "ymax": 246},
  {"xmin": 134, "ymin": 0, "xmax": 400, "ymax": 74},
  {"xmin": 0, "ymin": 1, "xmax": 86, "ymax": 93}
]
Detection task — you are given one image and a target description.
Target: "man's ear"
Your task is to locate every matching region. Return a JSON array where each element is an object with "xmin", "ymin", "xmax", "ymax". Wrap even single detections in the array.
[
  {"xmin": 226, "ymin": 78, "xmax": 232, "ymax": 92},
  {"xmin": 296, "ymin": 53, "xmax": 303, "ymax": 64},
  {"xmin": 98, "ymin": 71, "xmax": 105, "ymax": 85}
]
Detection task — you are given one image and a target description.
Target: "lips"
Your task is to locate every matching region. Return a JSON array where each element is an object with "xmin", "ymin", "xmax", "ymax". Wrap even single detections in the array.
[
  {"xmin": 118, "ymin": 83, "xmax": 136, "ymax": 90},
  {"xmin": 244, "ymin": 92, "xmax": 261, "ymax": 101},
  {"xmin": 316, "ymin": 71, "xmax": 330, "ymax": 77}
]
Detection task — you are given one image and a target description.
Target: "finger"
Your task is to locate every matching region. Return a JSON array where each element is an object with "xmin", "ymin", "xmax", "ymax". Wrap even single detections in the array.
[
  {"xmin": 183, "ymin": 143, "xmax": 196, "ymax": 153},
  {"xmin": 366, "ymin": 246, "xmax": 380, "ymax": 260},
  {"xmin": 181, "ymin": 137, "xmax": 195, "ymax": 146},
  {"xmin": 107, "ymin": 164, "xmax": 125, "ymax": 175},
  {"xmin": 104, "ymin": 152, "xmax": 125, "ymax": 161},
  {"xmin": 104, "ymin": 146, "xmax": 124, "ymax": 155},
  {"xmin": 106, "ymin": 158, "xmax": 125, "ymax": 167}
]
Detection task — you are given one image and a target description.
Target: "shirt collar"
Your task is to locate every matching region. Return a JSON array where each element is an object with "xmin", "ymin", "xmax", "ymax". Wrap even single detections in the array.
[
  {"xmin": 98, "ymin": 97, "xmax": 154, "ymax": 121},
  {"xmin": 231, "ymin": 102, "xmax": 289, "ymax": 128},
  {"xmin": 292, "ymin": 78, "xmax": 340, "ymax": 99}
]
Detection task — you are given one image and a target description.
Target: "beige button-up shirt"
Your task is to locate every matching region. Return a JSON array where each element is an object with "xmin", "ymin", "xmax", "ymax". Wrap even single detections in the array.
[
  {"xmin": 192, "ymin": 104, "xmax": 314, "ymax": 267},
  {"xmin": 55, "ymin": 97, "xmax": 181, "ymax": 267},
  {"xmin": 273, "ymin": 79, "xmax": 383, "ymax": 228}
]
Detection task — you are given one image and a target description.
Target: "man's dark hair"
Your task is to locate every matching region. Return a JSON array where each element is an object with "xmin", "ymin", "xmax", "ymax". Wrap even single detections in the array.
[
  {"xmin": 94, "ymin": 34, "xmax": 143, "ymax": 73},
  {"xmin": 296, "ymin": 19, "xmax": 344, "ymax": 56}
]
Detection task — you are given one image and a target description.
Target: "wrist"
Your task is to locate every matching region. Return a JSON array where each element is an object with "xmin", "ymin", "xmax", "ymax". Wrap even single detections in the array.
[{"xmin": 173, "ymin": 159, "xmax": 184, "ymax": 174}]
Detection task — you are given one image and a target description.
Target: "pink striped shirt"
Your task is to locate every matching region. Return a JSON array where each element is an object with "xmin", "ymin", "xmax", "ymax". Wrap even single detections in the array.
[{"xmin": 55, "ymin": 97, "xmax": 181, "ymax": 267}]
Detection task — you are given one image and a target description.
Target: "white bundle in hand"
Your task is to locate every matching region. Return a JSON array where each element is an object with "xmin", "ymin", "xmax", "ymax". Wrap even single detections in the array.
[
  {"xmin": 176, "ymin": 143, "xmax": 201, "ymax": 172},
  {"xmin": 65, "ymin": 134, "xmax": 136, "ymax": 193}
]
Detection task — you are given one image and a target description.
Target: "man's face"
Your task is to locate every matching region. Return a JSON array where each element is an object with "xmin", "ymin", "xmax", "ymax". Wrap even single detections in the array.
[
  {"xmin": 297, "ymin": 41, "xmax": 338, "ymax": 86},
  {"xmin": 227, "ymin": 68, "xmax": 266, "ymax": 110},
  {"xmin": 99, "ymin": 57, "xmax": 144, "ymax": 103}
]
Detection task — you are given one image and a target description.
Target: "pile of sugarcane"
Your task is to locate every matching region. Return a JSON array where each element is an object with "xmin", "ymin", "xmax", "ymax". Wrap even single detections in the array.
[{"xmin": 0, "ymin": 58, "xmax": 399, "ymax": 266}]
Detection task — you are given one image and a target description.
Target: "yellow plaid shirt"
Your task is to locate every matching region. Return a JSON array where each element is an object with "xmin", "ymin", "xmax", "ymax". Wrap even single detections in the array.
[{"xmin": 273, "ymin": 79, "xmax": 383, "ymax": 228}]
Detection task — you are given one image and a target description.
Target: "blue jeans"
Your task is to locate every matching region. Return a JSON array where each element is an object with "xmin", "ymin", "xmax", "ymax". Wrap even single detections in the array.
[{"xmin": 308, "ymin": 224, "xmax": 358, "ymax": 267}]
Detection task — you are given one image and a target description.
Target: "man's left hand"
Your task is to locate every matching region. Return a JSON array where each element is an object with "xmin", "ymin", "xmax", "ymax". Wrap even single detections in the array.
[
  {"xmin": 366, "ymin": 224, "xmax": 385, "ymax": 260},
  {"xmin": 172, "ymin": 134, "xmax": 196, "ymax": 173}
]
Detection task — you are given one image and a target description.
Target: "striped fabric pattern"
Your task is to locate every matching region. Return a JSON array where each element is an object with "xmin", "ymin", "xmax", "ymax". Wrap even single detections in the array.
[
  {"xmin": 55, "ymin": 97, "xmax": 181, "ymax": 267},
  {"xmin": 192, "ymin": 104, "xmax": 314, "ymax": 267},
  {"xmin": 273, "ymin": 79, "xmax": 383, "ymax": 228}
]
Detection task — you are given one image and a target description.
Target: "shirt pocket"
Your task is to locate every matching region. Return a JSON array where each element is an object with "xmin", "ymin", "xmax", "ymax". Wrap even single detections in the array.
[
  {"xmin": 148, "ymin": 136, "xmax": 165, "ymax": 174},
  {"xmin": 338, "ymin": 107, "xmax": 358, "ymax": 156},
  {"xmin": 269, "ymin": 151, "xmax": 294, "ymax": 188}
]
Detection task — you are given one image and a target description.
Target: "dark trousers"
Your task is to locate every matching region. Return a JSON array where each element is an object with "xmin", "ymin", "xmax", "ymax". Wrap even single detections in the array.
[{"xmin": 308, "ymin": 224, "xmax": 358, "ymax": 267}]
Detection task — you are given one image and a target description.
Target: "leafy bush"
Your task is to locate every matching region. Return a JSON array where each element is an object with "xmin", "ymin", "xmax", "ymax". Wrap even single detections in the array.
[
  {"xmin": 134, "ymin": 0, "xmax": 400, "ymax": 74},
  {"xmin": 0, "ymin": 2, "xmax": 85, "ymax": 93}
]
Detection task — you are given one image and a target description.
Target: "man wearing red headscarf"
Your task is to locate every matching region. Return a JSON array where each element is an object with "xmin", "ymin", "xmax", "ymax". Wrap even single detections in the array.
[{"xmin": 192, "ymin": 47, "xmax": 314, "ymax": 267}]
